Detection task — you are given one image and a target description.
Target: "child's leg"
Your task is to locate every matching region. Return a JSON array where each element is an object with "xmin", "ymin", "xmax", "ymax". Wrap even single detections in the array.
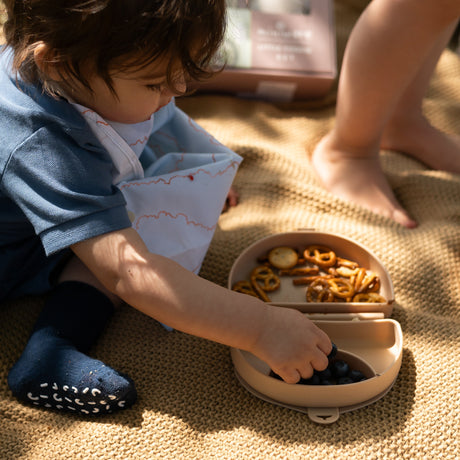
[
  {"xmin": 312, "ymin": 0, "xmax": 460, "ymax": 227},
  {"xmin": 8, "ymin": 258, "xmax": 137, "ymax": 415},
  {"xmin": 381, "ymin": 20, "xmax": 460, "ymax": 170}
]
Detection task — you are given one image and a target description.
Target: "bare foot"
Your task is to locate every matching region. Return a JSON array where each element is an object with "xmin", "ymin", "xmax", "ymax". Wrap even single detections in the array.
[
  {"xmin": 381, "ymin": 113, "xmax": 460, "ymax": 172},
  {"xmin": 311, "ymin": 133, "xmax": 418, "ymax": 228}
]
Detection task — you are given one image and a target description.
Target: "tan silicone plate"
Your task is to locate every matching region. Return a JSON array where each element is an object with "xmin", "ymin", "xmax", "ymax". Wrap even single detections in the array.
[
  {"xmin": 231, "ymin": 319, "xmax": 403, "ymax": 420},
  {"xmin": 228, "ymin": 231, "xmax": 402, "ymax": 423},
  {"xmin": 228, "ymin": 230, "xmax": 395, "ymax": 316}
]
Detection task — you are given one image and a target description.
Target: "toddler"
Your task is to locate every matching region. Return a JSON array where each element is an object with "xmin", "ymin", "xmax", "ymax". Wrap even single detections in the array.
[
  {"xmin": 312, "ymin": 0, "xmax": 460, "ymax": 228},
  {"xmin": 1, "ymin": 0, "xmax": 331, "ymax": 416}
]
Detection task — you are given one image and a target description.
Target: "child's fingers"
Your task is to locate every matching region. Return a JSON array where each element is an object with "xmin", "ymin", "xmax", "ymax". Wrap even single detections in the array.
[
  {"xmin": 297, "ymin": 363, "xmax": 315, "ymax": 380},
  {"xmin": 275, "ymin": 348, "xmax": 329, "ymax": 383},
  {"xmin": 277, "ymin": 368, "xmax": 301, "ymax": 385},
  {"xmin": 222, "ymin": 187, "xmax": 239, "ymax": 212},
  {"xmin": 227, "ymin": 186, "xmax": 239, "ymax": 207},
  {"xmin": 317, "ymin": 326, "xmax": 335, "ymax": 355},
  {"xmin": 309, "ymin": 351, "xmax": 329, "ymax": 374}
]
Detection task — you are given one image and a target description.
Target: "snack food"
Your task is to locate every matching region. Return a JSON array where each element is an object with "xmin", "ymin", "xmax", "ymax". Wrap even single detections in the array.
[
  {"xmin": 306, "ymin": 278, "xmax": 335, "ymax": 302},
  {"xmin": 231, "ymin": 280, "xmax": 259, "ymax": 298},
  {"xmin": 249, "ymin": 265, "xmax": 281, "ymax": 302},
  {"xmin": 270, "ymin": 343, "xmax": 368, "ymax": 386},
  {"xmin": 267, "ymin": 246, "xmax": 299, "ymax": 269},
  {"xmin": 250, "ymin": 266, "xmax": 280, "ymax": 292},
  {"xmin": 279, "ymin": 267, "xmax": 319, "ymax": 276},
  {"xmin": 327, "ymin": 278, "xmax": 354, "ymax": 300},
  {"xmin": 303, "ymin": 245, "xmax": 337, "ymax": 269},
  {"xmin": 352, "ymin": 292, "xmax": 386, "ymax": 303},
  {"xmin": 231, "ymin": 244, "xmax": 386, "ymax": 304}
]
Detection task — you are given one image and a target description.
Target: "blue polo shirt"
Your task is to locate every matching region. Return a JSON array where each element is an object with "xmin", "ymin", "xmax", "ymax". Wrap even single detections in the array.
[{"xmin": 0, "ymin": 48, "xmax": 132, "ymax": 300}]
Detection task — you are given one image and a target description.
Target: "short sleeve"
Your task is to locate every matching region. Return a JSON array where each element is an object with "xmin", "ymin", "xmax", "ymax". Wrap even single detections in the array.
[{"xmin": 1, "ymin": 124, "xmax": 132, "ymax": 255}]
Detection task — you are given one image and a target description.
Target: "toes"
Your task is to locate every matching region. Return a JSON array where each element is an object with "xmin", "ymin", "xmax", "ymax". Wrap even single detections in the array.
[{"xmin": 392, "ymin": 209, "xmax": 418, "ymax": 228}]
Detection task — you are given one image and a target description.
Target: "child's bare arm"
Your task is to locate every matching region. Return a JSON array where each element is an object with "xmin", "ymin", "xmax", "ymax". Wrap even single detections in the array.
[{"xmin": 71, "ymin": 228, "xmax": 332, "ymax": 383}]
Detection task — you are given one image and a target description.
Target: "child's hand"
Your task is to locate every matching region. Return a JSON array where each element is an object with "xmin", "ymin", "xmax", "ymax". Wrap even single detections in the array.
[
  {"xmin": 250, "ymin": 306, "xmax": 332, "ymax": 384},
  {"xmin": 222, "ymin": 186, "xmax": 239, "ymax": 212}
]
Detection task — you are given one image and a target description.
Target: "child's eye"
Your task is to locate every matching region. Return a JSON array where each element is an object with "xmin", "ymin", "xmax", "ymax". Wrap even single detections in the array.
[{"xmin": 146, "ymin": 84, "xmax": 163, "ymax": 92}]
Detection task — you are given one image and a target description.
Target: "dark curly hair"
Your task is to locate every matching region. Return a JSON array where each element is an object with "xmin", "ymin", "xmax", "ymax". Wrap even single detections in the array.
[{"xmin": 2, "ymin": 0, "xmax": 226, "ymax": 96}]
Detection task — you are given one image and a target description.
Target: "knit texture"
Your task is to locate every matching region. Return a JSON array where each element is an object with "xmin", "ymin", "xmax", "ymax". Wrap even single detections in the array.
[{"xmin": 1, "ymin": 1, "xmax": 459, "ymax": 458}]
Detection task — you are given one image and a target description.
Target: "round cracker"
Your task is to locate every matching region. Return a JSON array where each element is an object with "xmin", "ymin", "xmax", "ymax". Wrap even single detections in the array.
[{"xmin": 268, "ymin": 246, "xmax": 298, "ymax": 269}]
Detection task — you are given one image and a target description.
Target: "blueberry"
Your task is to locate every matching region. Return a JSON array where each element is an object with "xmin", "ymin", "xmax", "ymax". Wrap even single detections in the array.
[
  {"xmin": 328, "ymin": 343, "xmax": 338, "ymax": 360},
  {"xmin": 348, "ymin": 369, "xmax": 367, "ymax": 382},
  {"xmin": 316, "ymin": 367, "xmax": 333, "ymax": 380},
  {"xmin": 337, "ymin": 376, "xmax": 354, "ymax": 385},
  {"xmin": 269, "ymin": 371, "xmax": 282, "ymax": 380},
  {"xmin": 300, "ymin": 374, "xmax": 321, "ymax": 385},
  {"xmin": 270, "ymin": 354, "xmax": 367, "ymax": 387},
  {"xmin": 331, "ymin": 360, "xmax": 349, "ymax": 378}
]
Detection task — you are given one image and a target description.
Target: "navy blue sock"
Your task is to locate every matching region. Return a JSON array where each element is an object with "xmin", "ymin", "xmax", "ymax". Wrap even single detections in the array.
[{"xmin": 8, "ymin": 281, "xmax": 137, "ymax": 415}]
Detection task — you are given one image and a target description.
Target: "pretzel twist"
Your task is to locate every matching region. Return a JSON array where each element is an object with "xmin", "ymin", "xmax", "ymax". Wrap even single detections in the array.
[
  {"xmin": 232, "ymin": 280, "xmax": 259, "ymax": 298},
  {"xmin": 250, "ymin": 266, "xmax": 281, "ymax": 292},
  {"xmin": 336, "ymin": 257, "xmax": 359, "ymax": 269},
  {"xmin": 306, "ymin": 279, "xmax": 335, "ymax": 302},
  {"xmin": 303, "ymin": 245, "xmax": 337, "ymax": 268},
  {"xmin": 352, "ymin": 292, "xmax": 386, "ymax": 303},
  {"xmin": 250, "ymin": 279, "xmax": 271, "ymax": 302},
  {"xmin": 327, "ymin": 278, "xmax": 355, "ymax": 300}
]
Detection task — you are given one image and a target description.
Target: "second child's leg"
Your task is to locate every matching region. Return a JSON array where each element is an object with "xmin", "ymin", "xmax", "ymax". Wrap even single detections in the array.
[
  {"xmin": 381, "ymin": 20, "xmax": 460, "ymax": 171},
  {"xmin": 312, "ymin": 0, "xmax": 460, "ymax": 227}
]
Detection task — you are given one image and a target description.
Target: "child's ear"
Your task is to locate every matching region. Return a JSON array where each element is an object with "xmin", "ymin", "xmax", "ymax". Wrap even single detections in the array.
[{"xmin": 33, "ymin": 42, "xmax": 63, "ymax": 81}]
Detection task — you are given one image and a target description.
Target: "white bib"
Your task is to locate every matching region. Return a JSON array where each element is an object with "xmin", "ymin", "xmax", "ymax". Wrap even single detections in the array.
[{"xmin": 74, "ymin": 100, "xmax": 242, "ymax": 274}]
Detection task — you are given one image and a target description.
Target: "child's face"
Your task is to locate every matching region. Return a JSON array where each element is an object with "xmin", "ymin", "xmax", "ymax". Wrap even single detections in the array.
[{"xmin": 72, "ymin": 56, "xmax": 186, "ymax": 123}]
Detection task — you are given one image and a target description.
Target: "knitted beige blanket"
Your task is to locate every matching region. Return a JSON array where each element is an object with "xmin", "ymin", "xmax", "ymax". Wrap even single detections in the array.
[{"xmin": 1, "ymin": 1, "xmax": 459, "ymax": 458}]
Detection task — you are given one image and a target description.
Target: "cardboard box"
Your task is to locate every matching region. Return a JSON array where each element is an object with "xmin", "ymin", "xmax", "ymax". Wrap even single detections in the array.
[{"xmin": 196, "ymin": 0, "xmax": 337, "ymax": 102}]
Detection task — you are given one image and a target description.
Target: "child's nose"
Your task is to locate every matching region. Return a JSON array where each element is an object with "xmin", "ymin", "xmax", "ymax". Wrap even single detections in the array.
[
  {"xmin": 172, "ymin": 79, "xmax": 187, "ymax": 95},
  {"xmin": 159, "ymin": 79, "xmax": 186, "ymax": 106}
]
